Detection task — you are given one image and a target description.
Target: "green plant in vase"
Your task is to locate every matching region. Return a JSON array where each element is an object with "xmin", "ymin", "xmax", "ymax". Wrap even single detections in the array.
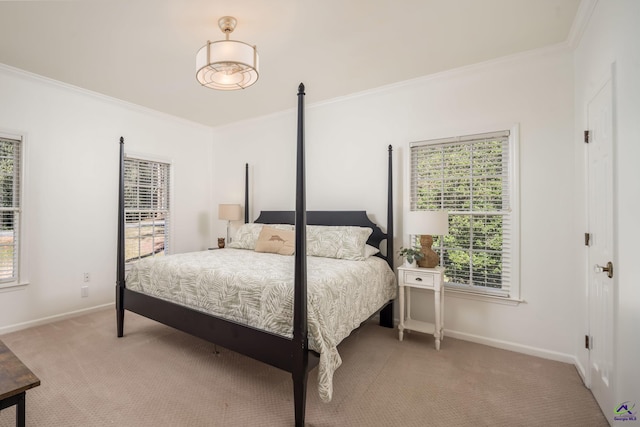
[{"xmin": 398, "ymin": 246, "xmax": 424, "ymax": 267}]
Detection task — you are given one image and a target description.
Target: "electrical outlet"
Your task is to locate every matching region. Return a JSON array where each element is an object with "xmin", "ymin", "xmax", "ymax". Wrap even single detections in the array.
[
  {"xmin": 81, "ymin": 286, "xmax": 89, "ymax": 297},
  {"xmin": 83, "ymin": 272, "xmax": 90, "ymax": 282}
]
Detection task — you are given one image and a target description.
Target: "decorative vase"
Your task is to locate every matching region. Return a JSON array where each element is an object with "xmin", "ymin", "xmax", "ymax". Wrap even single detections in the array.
[
  {"xmin": 404, "ymin": 259, "xmax": 417, "ymax": 268},
  {"xmin": 416, "ymin": 235, "xmax": 439, "ymax": 268}
]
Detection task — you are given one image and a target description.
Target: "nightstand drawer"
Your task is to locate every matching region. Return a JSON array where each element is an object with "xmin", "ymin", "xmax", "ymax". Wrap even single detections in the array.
[{"xmin": 403, "ymin": 271, "xmax": 435, "ymax": 288}]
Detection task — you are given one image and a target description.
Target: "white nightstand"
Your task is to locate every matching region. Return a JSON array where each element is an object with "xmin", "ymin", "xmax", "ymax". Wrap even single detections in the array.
[{"xmin": 397, "ymin": 266, "xmax": 445, "ymax": 350}]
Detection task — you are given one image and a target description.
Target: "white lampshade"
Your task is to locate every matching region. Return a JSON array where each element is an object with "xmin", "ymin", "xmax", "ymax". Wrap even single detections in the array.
[
  {"xmin": 405, "ymin": 211, "xmax": 449, "ymax": 236},
  {"xmin": 195, "ymin": 16, "xmax": 259, "ymax": 91},
  {"xmin": 196, "ymin": 40, "xmax": 259, "ymax": 90},
  {"xmin": 218, "ymin": 204, "xmax": 242, "ymax": 221}
]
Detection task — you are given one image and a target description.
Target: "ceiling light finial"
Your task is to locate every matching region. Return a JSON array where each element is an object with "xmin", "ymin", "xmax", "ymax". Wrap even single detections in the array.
[
  {"xmin": 218, "ymin": 16, "xmax": 237, "ymax": 39},
  {"xmin": 195, "ymin": 16, "xmax": 259, "ymax": 91}
]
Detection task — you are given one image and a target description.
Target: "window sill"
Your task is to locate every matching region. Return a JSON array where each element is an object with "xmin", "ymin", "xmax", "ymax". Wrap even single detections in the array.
[
  {"xmin": 0, "ymin": 281, "xmax": 29, "ymax": 293},
  {"xmin": 444, "ymin": 286, "xmax": 524, "ymax": 306}
]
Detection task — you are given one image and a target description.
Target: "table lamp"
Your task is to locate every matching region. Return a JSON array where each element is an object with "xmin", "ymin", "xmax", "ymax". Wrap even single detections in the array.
[
  {"xmin": 405, "ymin": 210, "xmax": 449, "ymax": 268},
  {"xmin": 218, "ymin": 203, "xmax": 242, "ymax": 244}
]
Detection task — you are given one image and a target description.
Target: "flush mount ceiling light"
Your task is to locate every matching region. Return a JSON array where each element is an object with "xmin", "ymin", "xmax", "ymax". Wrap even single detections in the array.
[{"xmin": 196, "ymin": 16, "xmax": 259, "ymax": 90}]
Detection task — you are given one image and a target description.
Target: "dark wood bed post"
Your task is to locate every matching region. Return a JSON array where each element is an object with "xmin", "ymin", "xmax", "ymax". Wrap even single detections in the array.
[
  {"xmin": 292, "ymin": 83, "xmax": 309, "ymax": 427},
  {"xmin": 379, "ymin": 145, "xmax": 395, "ymax": 328},
  {"xmin": 116, "ymin": 136, "xmax": 125, "ymax": 337},
  {"xmin": 386, "ymin": 145, "xmax": 394, "ymax": 268},
  {"xmin": 244, "ymin": 163, "xmax": 249, "ymax": 223}
]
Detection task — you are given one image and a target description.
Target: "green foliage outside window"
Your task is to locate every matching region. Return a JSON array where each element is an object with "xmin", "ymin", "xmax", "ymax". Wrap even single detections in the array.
[{"xmin": 412, "ymin": 135, "xmax": 509, "ymax": 291}]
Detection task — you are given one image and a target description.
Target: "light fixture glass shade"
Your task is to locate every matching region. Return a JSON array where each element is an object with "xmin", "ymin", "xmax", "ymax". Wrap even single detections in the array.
[
  {"xmin": 218, "ymin": 204, "xmax": 242, "ymax": 221},
  {"xmin": 196, "ymin": 40, "xmax": 259, "ymax": 90},
  {"xmin": 405, "ymin": 211, "xmax": 449, "ymax": 236}
]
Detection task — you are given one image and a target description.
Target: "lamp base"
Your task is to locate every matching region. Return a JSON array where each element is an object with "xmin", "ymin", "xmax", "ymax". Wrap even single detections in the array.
[{"xmin": 417, "ymin": 235, "xmax": 440, "ymax": 268}]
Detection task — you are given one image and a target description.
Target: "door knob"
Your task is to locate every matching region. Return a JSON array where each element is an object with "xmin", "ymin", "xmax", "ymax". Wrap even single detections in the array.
[{"xmin": 594, "ymin": 261, "xmax": 614, "ymax": 279}]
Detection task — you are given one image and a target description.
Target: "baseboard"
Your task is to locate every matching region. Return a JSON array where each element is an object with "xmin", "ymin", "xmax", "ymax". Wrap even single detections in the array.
[
  {"xmin": 574, "ymin": 356, "xmax": 588, "ymax": 385},
  {"xmin": 444, "ymin": 328, "xmax": 576, "ymax": 364},
  {"xmin": 0, "ymin": 303, "xmax": 113, "ymax": 336}
]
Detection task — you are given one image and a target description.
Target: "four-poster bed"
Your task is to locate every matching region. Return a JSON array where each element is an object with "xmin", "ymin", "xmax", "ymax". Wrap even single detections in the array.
[{"xmin": 116, "ymin": 84, "xmax": 395, "ymax": 426}]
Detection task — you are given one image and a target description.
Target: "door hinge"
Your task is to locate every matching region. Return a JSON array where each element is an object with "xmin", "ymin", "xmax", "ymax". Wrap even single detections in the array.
[
  {"xmin": 584, "ymin": 130, "xmax": 590, "ymax": 143},
  {"xmin": 585, "ymin": 335, "xmax": 591, "ymax": 350},
  {"xmin": 585, "ymin": 232, "xmax": 591, "ymax": 246}
]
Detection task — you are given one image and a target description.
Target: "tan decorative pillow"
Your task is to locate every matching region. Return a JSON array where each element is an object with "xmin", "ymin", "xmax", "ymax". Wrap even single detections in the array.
[
  {"xmin": 254, "ymin": 226, "xmax": 295, "ymax": 255},
  {"xmin": 229, "ymin": 223, "xmax": 294, "ymax": 249}
]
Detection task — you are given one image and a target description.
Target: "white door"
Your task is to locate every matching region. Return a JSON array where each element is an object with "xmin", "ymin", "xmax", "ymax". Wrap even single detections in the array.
[{"xmin": 587, "ymin": 76, "xmax": 615, "ymax": 418}]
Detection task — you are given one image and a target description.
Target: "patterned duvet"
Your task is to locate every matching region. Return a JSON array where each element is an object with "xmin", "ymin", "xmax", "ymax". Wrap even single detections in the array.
[{"xmin": 126, "ymin": 248, "xmax": 397, "ymax": 402}]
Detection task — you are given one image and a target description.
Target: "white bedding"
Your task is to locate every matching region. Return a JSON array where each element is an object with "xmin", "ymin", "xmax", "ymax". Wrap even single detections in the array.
[{"xmin": 126, "ymin": 248, "xmax": 396, "ymax": 402}]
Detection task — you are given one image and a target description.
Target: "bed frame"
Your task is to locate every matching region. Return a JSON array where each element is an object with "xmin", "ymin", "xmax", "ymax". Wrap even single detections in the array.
[{"xmin": 116, "ymin": 84, "xmax": 394, "ymax": 426}]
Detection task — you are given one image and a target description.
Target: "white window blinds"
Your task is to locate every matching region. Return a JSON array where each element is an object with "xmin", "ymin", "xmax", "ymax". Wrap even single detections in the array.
[
  {"xmin": 124, "ymin": 156, "xmax": 170, "ymax": 264},
  {"xmin": 0, "ymin": 136, "xmax": 21, "ymax": 283},
  {"xmin": 410, "ymin": 130, "xmax": 515, "ymax": 297}
]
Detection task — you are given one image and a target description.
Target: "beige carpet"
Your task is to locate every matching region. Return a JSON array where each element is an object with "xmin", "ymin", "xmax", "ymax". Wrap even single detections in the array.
[{"xmin": 0, "ymin": 308, "xmax": 607, "ymax": 426}]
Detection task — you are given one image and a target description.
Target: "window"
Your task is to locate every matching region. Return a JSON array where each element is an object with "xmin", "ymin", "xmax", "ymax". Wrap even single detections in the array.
[
  {"xmin": 410, "ymin": 129, "xmax": 519, "ymax": 300},
  {"xmin": 124, "ymin": 156, "xmax": 170, "ymax": 264},
  {"xmin": 0, "ymin": 135, "xmax": 22, "ymax": 285}
]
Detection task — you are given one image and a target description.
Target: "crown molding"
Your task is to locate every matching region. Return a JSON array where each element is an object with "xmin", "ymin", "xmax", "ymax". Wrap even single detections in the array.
[
  {"xmin": 567, "ymin": 0, "xmax": 599, "ymax": 48},
  {"xmin": 0, "ymin": 62, "xmax": 211, "ymax": 131}
]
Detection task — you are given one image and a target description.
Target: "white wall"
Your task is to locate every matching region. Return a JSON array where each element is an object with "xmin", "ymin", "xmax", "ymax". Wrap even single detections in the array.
[
  {"xmin": 212, "ymin": 47, "xmax": 578, "ymax": 361},
  {"xmin": 0, "ymin": 66, "xmax": 214, "ymax": 333},
  {"xmin": 573, "ymin": 0, "xmax": 640, "ymax": 420}
]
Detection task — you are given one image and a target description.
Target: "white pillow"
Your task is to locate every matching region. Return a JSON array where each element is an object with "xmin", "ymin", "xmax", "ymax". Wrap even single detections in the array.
[
  {"xmin": 306, "ymin": 225, "xmax": 373, "ymax": 260},
  {"xmin": 364, "ymin": 244, "xmax": 380, "ymax": 258}
]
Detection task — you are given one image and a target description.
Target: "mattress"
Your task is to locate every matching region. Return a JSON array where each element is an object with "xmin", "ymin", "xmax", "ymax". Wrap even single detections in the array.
[{"xmin": 126, "ymin": 248, "xmax": 397, "ymax": 402}]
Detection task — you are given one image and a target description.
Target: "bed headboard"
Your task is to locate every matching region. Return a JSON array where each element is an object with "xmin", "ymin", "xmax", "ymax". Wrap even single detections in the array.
[
  {"xmin": 254, "ymin": 210, "xmax": 388, "ymax": 254},
  {"xmin": 245, "ymin": 145, "xmax": 394, "ymax": 270}
]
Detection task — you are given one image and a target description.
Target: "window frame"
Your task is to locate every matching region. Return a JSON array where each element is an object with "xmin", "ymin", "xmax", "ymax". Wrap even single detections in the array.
[
  {"xmin": 406, "ymin": 125, "xmax": 521, "ymax": 304},
  {"xmin": 0, "ymin": 131, "xmax": 25, "ymax": 290},
  {"xmin": 124, "ymin": 152, "xmax": 172, "ymax": 267}
]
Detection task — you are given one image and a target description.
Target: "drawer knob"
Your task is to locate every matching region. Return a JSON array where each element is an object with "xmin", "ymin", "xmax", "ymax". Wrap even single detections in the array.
[{"xmin": 415, "ymin": 277, "xmax": 422, "ymax": 282}]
